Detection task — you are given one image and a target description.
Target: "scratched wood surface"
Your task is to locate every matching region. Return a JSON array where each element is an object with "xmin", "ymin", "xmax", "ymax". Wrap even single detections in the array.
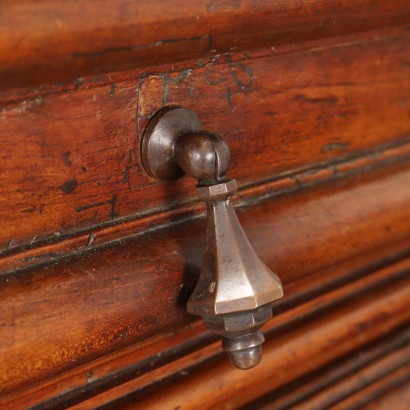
[
  {"xmin": 1, "ymin": 160, "xmax": 410, "ymax": 406},
  {"xmin": 2, "ymin": 243, "xmax": 409, "ymax": 409},
  {"xmin": 1, "ymin": 2, "xmax": 410, "ymax": 408},
  {"xmin": 1, "ymin": 0, "xmax": 409, "ymax": 90},
  {"xmin": 32, "ymin": 260, "xmax": 410, "ymax": 409},
  {"xmin": 1, "ymin": 25, "xmax": 409, "ymax": 272},
  {"xmin": 108, "ymin": 268, "xmax": 410, "ymax": 410}
]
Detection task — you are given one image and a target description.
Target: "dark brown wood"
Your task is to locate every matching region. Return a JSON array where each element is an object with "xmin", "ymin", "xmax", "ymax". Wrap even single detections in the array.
[
  {"xmin": 274, "ymin": 346, "xmax": 410, "ymax": 410},
  {"xmin": 1, "ymin": 237, "xmax": 409, "ymax": 409},
  {"xmin": 252, "ymin": 326, "xmax": 410, "ymax": 409},
  {"xmin": 1, "ymin": 25, "xmax": 409, "ymax": 273},
  {"xmin": 1, "ymin": 160, "xmax": 410, "ymax": 404},
  {"xmin": 332, "ymin": 365, "xmax": 410, "ymax": 410},
  {"xmin": 1, "ymin": 2, "xmax": 410, "ymax": 408},
  {"xmin": 84, "ymin": 268, "xmax": 410, "ymax": 409},
  {"xmin": 2, "ymin": 246, "xmax": 410, "ymax": 409},
  {"xmin": 1, "ymin": 1, "xmax": 409, "ymax": 90},
  {"xmin": 359, "ymin": 377, "xmax": 410, "ymax": 410}
]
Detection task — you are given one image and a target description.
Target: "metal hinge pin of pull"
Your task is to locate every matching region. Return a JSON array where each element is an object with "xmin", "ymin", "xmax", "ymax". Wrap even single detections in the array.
[{"xmin": 141, "ymin": 106, "xmax": 283, "ymax": 370}]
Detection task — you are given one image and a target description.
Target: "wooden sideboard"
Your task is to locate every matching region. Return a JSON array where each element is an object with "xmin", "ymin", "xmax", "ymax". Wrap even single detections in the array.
[{"xmin": 1, "ymin": 1, "xmax": 409, "ymax": 409}]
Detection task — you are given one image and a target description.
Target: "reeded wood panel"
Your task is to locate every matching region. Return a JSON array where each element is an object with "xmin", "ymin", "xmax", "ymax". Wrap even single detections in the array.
[
  {"xmin": 1, "ymin": 2, "xmax": 410, "ymax": 408},
  {"xmin": 1, "ymin": 160, "xmax": 410, "ymax": 403},
  {"xmin": 112, "ymin": 272, "xmax": 410, "ymax": 410},
  {"xmin": 1, "ymin": 26, "xmax": 409, "ymax": 264},
  {"xmin": 354, "ymin": 376, "xmax": 410, "ymax": 410},
  {"xmin": 253, "ymin": 330, "xmax": 410, "ymax": 410},
  {"xmin": 1, "ymin": 0, "xmax": 409, "ymax": 89},
  {"xmin": 3, "ymin": 252, "xmax": 408, "ymax": 409}
]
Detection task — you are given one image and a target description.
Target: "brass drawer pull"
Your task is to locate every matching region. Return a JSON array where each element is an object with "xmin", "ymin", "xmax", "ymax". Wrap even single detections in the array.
[{"xmin": 141, "ymin": 106, "xmax": 283, "ymax": 369}]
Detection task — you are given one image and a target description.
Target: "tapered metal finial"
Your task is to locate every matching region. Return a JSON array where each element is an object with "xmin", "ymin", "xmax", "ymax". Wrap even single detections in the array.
[{"xmin": 189, "ymin": 180, "xmax": 283, "ymax": 369}]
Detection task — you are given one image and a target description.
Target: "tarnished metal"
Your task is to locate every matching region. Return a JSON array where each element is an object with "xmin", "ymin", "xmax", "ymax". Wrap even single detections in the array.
[
  {"xmin": 141, "ymin": 106, "xmax": 283, "ymax": 370},
  {"xmin": 141, "ymin": 106, "xmax": 202, "ymax": 181}
]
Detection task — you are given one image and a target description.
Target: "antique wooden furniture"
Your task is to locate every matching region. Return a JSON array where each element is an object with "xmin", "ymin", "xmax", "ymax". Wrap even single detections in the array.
[{"xmin": 1, "ymin": 1, "xmax": 410, "ymax": 409}]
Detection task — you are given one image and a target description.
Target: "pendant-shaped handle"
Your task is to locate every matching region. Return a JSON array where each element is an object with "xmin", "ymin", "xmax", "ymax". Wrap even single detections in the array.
[{"xmin": 141, "ymin": 106, "xmax": 283, "ymax": 369}]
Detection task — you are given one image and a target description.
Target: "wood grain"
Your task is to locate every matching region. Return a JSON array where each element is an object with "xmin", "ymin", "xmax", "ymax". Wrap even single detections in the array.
[
  {"xmin": 85, "ymin": 265, "xmax": 410, "ymax": 409},
  {"xmin": 2, "ymin": 136, "xmax": 410, "ymax": 274},
  {"xmin": 1, "ymin": 160, "xmax": 410, "ymax": 401},
  {"xmin": 1, "ymin": 25, "xmax": 409, "ymax": 265},
  {"xmin": 2, "ymin": 244, "xmax": 410, "ymax": 409},
  {"xmin": 359, "ymin": 377, "xmax": 410, "ymax": 410},
  {"xmin": 332, "ymin": 366, "xmax": 410, "ymax": 410},
  {"xmin": 2, "ymin": 235, "xmax": 409, "ymax": 409},
  {"xmin": 1, "ymin": 3, "xmax": 410, "ymax": 407},
  {"xmin": 1, "ymin": 1, "xmax": 409, "ymax": 89},
  {"xmin": 281, "ymin": 346, "xmax": 410, "ymax": 410},
  {"xmin": 252, "ymin": 326, "xmax": 410, "ymax": 409}
]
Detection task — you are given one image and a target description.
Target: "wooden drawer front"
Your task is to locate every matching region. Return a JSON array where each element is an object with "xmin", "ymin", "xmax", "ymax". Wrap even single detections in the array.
[
  {"xmin": 1, "ymin": 25, "xmax": 409, "ymax": 272},
  {"xmin": 0, "ymin": 2, "xmax": 409, "ymax": 409}
]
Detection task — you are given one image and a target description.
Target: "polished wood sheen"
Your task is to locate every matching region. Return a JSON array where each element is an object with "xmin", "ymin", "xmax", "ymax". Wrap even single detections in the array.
[
  {"xmin": 1, "ymin": 0, "xmax": 409, "ymax": 90},
  {"xmin": 1, "ymin": 162, "xmax": 410, "ymax": 407},
  {"xmin": 1, "ymin": 25, "xmax": 409, "ymax": 269},
  {"xmin": 0, "ymin": 0, "xmax": 409, "ymax": 408}
]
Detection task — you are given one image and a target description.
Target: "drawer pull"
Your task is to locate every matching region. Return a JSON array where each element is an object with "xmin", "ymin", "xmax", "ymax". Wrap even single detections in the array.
[{"xmin": 141, "ymin": 106, "xmax": 283, "ymax": 369}]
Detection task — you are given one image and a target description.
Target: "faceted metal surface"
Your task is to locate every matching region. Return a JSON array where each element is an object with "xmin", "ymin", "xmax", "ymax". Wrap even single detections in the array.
[
  {"xmin": 188, "ymin": 180, "xmax": 283, "ymax": 316},
  {"xmin": 141, "ymin": 106, "xmax": 284, "ymax": 369}
]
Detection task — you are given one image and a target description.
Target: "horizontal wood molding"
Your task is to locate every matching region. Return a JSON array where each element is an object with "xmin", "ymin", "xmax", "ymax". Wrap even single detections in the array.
[
  {"xmin": 1, "ymin": 160, "xmax": 410, "ymax": 402},
  {"xmin": 1, "ymin": 25, "xmax": 409, "ymax": 265},
  {"xmin": 1, "ymin": 1, "xmax": 409, "ymax": 89},
  {"xmin": 1, "ymin": 2, "xmax": 409, "ymax": 408},
  {"xmin": 2, "ymin": 136, "xmax": 410, "ymax": 274},
  {"xmin": 331, "ymin": 365, "xmax": 410, "ymax": 410},
  {"xmin": 265, "ymin": 345, "xmax": 410, "ymax": 410},
  {"xmin": 252, "ymin": 327, "xmax": 410, "ymax": 409},
  {"xmin": 355, "ymin": 374, "xmax": 410, "ymax": 410},
  {"xmin": 1, "ymin": 239, "xmax": 409, "ymax": 409},
  {"xmin": 65, "ymin": 260, "xmax": 410, "ymax": 409},
  {"xmin": 2, "ymin": 247, "xmax": 410, "ymax": 408},
  {"xmin": 256, "ymin": 360, "xmax": 410, "ymax": 410}
]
